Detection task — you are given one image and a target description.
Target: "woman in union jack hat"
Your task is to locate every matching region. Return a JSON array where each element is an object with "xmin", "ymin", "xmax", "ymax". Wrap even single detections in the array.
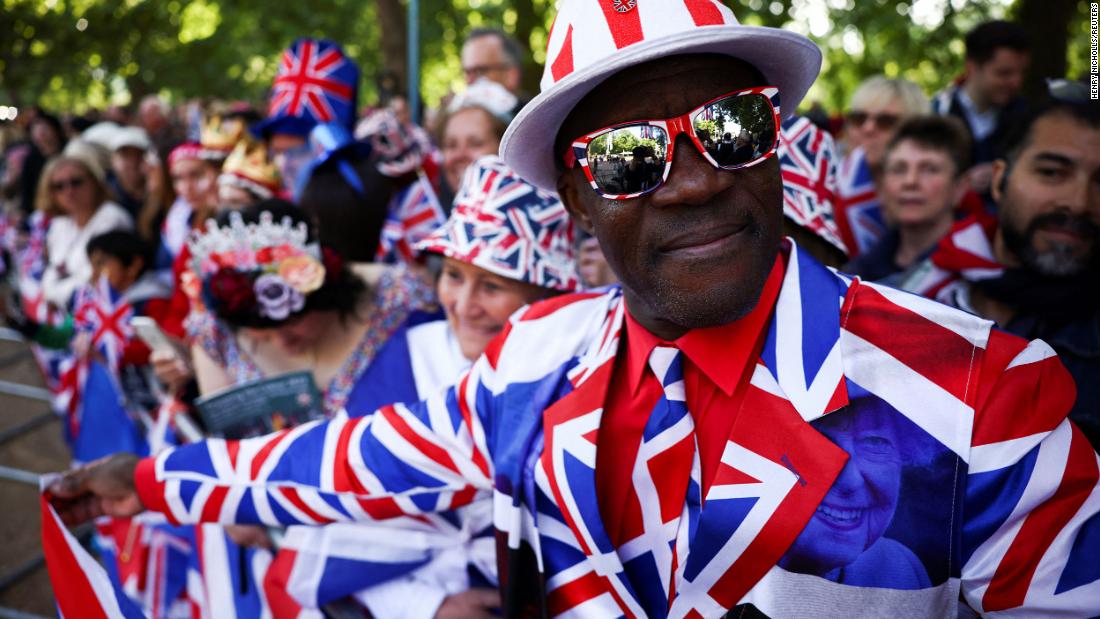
[
  {"xmin": 269, "ymin": 156, "xmax": 580, "ymax": 616},
  {"xmin": 416, "ymin": 154, "xmax": 580, "ymax": 360}
]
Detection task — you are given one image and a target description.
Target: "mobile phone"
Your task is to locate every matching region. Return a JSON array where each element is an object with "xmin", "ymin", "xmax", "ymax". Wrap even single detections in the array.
[{"xmin": 131, "ymin": 316, "xmax": 177, "ymax": 357}]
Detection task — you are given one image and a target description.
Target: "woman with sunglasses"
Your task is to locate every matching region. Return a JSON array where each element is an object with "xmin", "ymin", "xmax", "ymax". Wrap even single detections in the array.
[
  {"xmin": 37, "ymin": 153, "xmax": 133, "ymax": 308},
  {"xmin": 836, "ymin": 76, "xmax": 930, "ymax": 257}
]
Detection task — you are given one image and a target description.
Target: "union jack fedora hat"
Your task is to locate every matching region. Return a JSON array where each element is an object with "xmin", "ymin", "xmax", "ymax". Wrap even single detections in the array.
[
  {"xmin": 416, "ymin": 155, "xmax": 580, "ymax": 292},
  {"xmin": 500, "ymin": 0, "xmax": 822, "ymax": 191}
]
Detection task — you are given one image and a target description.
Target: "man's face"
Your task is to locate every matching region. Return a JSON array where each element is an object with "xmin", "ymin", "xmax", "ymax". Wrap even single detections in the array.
[
  {"xmin": 880, "ymin": 140, "xmax": 964, "ymax": 229},
  {"xmin": 111, "ymin": 147, "xmax": 147, "ymax": 192},
  {"xmin": 461, "ymin": 36, "xmax": 520, "ymax": 93},
  {"xmin": 993, "ymin": 114, "xmax": 1100, "ymax": 277},
  {"xmin": 966, "ymin": 48, "xmax": 1029, "ymax": 108},
  {"xmin": 557, "ymin": 55, "xmax": 783, "ymax": 338}
]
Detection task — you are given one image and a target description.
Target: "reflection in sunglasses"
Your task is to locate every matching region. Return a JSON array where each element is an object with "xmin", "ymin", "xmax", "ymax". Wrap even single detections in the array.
[{"xmin": 566, "ymin": 87, "xmax": 780, "ymax": 200}]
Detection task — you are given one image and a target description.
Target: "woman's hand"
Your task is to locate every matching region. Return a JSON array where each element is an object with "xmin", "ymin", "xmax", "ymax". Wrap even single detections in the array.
[
  {"xmin": 224, "ymin": 525, "xmax": 274, "ymax": 549},
  {"xmin": 48, "ymin": 453, "xmax": 144, "ymax": 526},
  {"xmin": 151, "ymin": 348, "xmax": 192, "ymax": 393},
  {"xmin": 435, "ymin": 589, "xmax": 501, "ymax": 619}
]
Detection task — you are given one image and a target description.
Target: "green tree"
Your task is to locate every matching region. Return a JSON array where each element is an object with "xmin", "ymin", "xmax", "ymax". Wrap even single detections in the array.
[{"xmin": 0, "ymin": 0, "xmax": 1090, "ymax": 118}]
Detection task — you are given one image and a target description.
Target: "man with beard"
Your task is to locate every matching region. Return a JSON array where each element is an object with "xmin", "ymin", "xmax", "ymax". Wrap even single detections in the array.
[
  {"xmin": 49, "ymin": 2, "xmax": 1099, "ymax": 617},
  {"xmin": 900, "ymin": 100, "xmax": 1100, "ymax": 448}
]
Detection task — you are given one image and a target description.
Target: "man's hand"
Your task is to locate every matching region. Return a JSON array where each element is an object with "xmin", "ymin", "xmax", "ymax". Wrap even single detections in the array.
[
  {"xmin": 48, "ymin": 453, "xmax": 144, "ymax": 526},
  {"xmin": 435, "ymin": 589, "xmax": 501, "ymax": 619}
]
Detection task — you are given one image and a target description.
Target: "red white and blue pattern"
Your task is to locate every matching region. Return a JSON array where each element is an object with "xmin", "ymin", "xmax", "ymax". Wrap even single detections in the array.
[
  {"xmin": 72, "ymin": 276, "xmax": 134, "ymax": 375},
  {"xmin": 895, "ymin": 214, "xmax": 1002, "ymax": 305},
  {"xmin": 137, "ymin": 240, "xmax": 1100, "ymax": 617},
  {"xmin": 416, "ymin": 155, "xmax": 579, "ymax": 291},
  {"xmin": 542, "ymin": 0, "xmax": 737, "ymax": 91},
  {"xmin": 41, "ymin": 480, "xmax": 148, "ymax": 619},
  {"xmin": 376, "ymin": 171, "xmax": 447, "ymax": 264},
  {"xmin": 266, "ymin": 39, "xmax": 358, "ymax": 132},
  {"xmin": 835, "ymin": 146, "xmax": 886, "ymax": 257},
  {"xmin": 778, "ymin": 116, "xmax": 848, "ymax": 256}
]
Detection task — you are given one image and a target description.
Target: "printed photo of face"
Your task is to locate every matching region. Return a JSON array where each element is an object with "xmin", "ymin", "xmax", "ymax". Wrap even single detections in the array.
[{"xmin": 781, "ymin": 404, "xmax": 904, "ymax": 577}]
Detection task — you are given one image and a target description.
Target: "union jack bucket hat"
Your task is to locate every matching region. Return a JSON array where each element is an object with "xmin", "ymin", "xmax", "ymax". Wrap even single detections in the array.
[
  {"xmin": 778, "ymin": 116, "xmax": 848, "ymax": 256},
  {"xmin": 416, "ymin": 155, "xmax": 580, "ymax": 292},
  {"xmin": 500, "ymin": 0, "xmax": 822, "ymax": 191},
  {"xmin": 253, "ymin": 38, "xmax": 360, "ymax": 138}
]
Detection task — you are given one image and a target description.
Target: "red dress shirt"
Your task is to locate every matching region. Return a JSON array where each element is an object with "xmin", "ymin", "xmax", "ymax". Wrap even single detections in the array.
[{"xmin": 595, "ymin": 255, "xmax": 785, "ymax": 547}]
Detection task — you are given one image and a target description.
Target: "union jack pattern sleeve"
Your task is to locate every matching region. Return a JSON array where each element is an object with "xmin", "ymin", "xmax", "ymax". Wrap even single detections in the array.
[
  {"xmin": 961, "ymin": 330, "xmax": 1100, "ymax": 616},
  {"xmin": 133, "ymin": 291, "xmax": 614, "ymax": 529},
  {"xmin": 135, "ymin": 363, "xmax": 498, "ymax": 527}
]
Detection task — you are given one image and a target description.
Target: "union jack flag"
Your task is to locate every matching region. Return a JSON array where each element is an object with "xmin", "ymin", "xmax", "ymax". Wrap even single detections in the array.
[
  {"xmin": 778, "ymin": 116, "xmax": 848, "ymax": 256},
  {"xmin": 376, "ymin": 171, "xmax": 447, "ymax": 264},
  {"xmin": 835, "ymin": 146, "xmax": 886, "ymax": 257},
  {"xmin": 268, "ymin": 39, "xmax": 358, "ymax": 130},
  {"xmin": 72, "ymin": 276, "xmax": 134, "ymax": 375}
]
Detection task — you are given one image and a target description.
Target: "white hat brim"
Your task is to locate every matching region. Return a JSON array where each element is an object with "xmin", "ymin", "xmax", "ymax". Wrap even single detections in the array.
[{"xmin": 500, "ymin": 26, "xmax": 822, "ymax": 192}]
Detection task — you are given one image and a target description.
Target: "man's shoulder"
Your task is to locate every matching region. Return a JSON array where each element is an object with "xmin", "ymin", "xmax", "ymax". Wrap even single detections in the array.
[
  {"xmin": 486, "ymin": 288, "xmax": 619, "ymax": 372},
  {"xmin": 844, "ymin": 276, "xmax": 994, "ymax": 349}
]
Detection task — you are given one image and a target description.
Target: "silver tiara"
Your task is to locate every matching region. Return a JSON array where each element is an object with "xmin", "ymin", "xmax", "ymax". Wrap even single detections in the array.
[{"xmin": 187, "ymin": 210, "xmax": 319, "ymax": 275}]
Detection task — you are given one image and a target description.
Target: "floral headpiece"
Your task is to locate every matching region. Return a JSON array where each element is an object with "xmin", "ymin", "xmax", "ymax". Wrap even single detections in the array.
[{"xmin": 188, "ymin": 211, "xmax": 335, "ymax": 322}]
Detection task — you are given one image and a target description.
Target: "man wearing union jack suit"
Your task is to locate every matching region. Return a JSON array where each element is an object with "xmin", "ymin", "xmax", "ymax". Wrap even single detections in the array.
[{"xmin": 53, "ymin": 1, "xmax": 1100, "ymax": 617}]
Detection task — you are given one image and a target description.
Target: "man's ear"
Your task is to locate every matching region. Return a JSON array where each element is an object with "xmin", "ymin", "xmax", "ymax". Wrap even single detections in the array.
[
  {"xmin": 990, "ymin": 159, "xmax": 1008, "ymax": 204},
  {"xmin": 557, "ymin": 169, "xmax": 594, "ymax": 234}
]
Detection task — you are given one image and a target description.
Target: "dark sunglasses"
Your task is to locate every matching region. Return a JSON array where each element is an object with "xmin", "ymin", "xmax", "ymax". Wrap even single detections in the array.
[
  {"xmin": 49, "ymin": 176, "xmax": 88, "ymax": 192},
  {"xmin": 846, "ymin": 110, "xmax": 901, "ymax": 132},
  {"xmin": 563, "ymin": 87, "xmax": 781, "ymax": 200}
]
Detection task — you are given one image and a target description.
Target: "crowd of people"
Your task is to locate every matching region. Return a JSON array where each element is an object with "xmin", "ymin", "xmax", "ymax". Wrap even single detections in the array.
[{"xmin": 3, "ymin": 2, "xmax": 1097, "ymax": 617}]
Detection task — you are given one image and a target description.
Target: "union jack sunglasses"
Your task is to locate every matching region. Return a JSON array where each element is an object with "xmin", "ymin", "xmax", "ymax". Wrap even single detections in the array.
[{"xmin": 563, "ymin": 87, "xmax": 781, "ymax": 200}]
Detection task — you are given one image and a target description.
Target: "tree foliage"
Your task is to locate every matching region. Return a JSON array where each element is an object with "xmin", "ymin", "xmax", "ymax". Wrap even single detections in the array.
[{"xmin": 0, "ymin": 0, "xmax": 1091, "ymax": 116}]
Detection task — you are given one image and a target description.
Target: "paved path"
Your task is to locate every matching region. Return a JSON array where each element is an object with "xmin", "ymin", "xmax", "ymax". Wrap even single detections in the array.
[{"xmin": 0, "ymin": 336, "xmax": 69, "ymax": 617}]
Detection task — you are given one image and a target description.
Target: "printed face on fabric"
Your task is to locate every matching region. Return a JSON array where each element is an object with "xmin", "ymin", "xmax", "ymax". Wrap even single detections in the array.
[
  {"xmin": 993, "ymin": 113, "xmax": 1100, "ymax": 277},
  {"xmin": 557, "ymin": 54, "xmax": 784, "ymax": 339},
  {"xmin": 779, "ymin": 397, "xmax": 952, "ymax": 589}
]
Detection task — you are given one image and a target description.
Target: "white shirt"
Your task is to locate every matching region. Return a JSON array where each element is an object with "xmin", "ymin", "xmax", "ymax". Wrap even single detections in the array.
[
  {"xmin": 42, "ymin": 201, "xmax": 134, "ymax": 308},
  {"xmin": 957, "ymin": 88, "xmax": 999, "ymax": 142}
]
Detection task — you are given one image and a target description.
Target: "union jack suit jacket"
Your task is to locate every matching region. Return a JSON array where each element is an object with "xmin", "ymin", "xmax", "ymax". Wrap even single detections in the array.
[{"xmin": 137, "ymin": 241, "xmax": 1100, "ymax": 618}]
